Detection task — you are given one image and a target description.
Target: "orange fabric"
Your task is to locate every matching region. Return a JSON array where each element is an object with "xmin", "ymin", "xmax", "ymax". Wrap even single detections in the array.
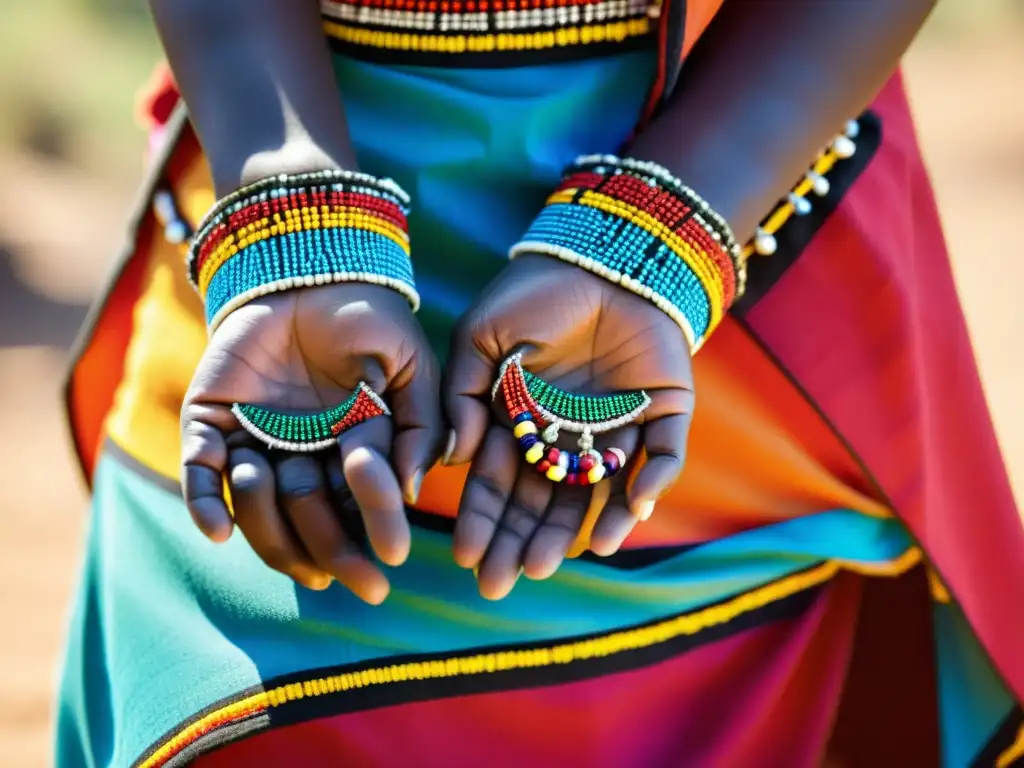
[
  {"xmin": 65, "ymin": 238, "xmax": 151, "ymax": 482},
  {"xmin": 420, "ymin": 317, "xmax": 889, "ymax": 547},
  {"xmin": 84, "ymin": 123, "xmax": 888, "ymax": 551},
  {"xmin": 681, "ymin": 0, "xmax": 724, "ymax": 61}
]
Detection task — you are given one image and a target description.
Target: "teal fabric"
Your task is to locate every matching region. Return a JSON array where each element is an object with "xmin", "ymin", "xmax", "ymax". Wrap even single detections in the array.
[
  {"xmin": 933, "ymin": 601, "xmax": 1016, "ymax": 767},
  {"xmin": 56, "ymin": 450, "xmax": 918, "ymax": 766},
  {"xmin": 332, "ymin": 52, "xmax": 656, "ymax": 359}
]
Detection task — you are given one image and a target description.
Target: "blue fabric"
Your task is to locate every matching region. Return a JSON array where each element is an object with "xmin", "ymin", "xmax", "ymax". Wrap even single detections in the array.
[{"xmin": 332, "ymin": 52, "xmax": 656, "ymax": 358}]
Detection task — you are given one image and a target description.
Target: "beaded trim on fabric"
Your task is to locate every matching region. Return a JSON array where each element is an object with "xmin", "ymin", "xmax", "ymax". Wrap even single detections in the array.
[
  {"xmin": 320, "ymin": 0, "xmax": 661, "ymax": 66},
  {"xmin": 132, "ymin": 547, "xmax": 924, "ymax": 768},
  {"xmin": 132, "ymin": 559, "xmax": 845, "ymax": 768}
]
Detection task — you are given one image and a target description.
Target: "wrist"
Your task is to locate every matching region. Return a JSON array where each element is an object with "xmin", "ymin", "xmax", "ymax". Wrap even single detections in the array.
[{"xmin": 210, "ymin": 140, "xmax": 362, "ymax": 199}]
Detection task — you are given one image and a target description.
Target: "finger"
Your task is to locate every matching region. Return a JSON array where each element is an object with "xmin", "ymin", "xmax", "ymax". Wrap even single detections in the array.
[
  {"xmin": 181, "ymin": 409, "xmax": 234, "ymax": 542},
  {"xmin": 277, "ymin": 455, "xmax": 390, "ymax": 605},
  {"xmin": 453, "ymin": 425, "xmax": 519, "ymax": 569},
  {"xmin": 337, "ymin": 416, "xmax": 410, "ymax": 567},
  {"xmin": 476, "ymin": 467, "xmax": 553, "ymax": 601},
  {"xmin": 584, "ymin": 425, "xmax": 641, "ymax": 557},
  {"xmin": 590, "ymin": 415, "xmax": 688, "ymax": 556},
  {"xmin": 444, "ymin": 322, "xmax": 497, "ymax": 466},
  {"xmin": 389, "ymin": 354, "xmax": 444, "ymax": 506},
  {"xmin": 522, "ymin": 483, "xmax": 591, "ymax": 581},
  {"xmin": 324, "ymin": 456, "xmax": 368, "ymax": 548},
  {"xmin": 629, "ymin": 414, "xmax": 690, "ymax": 516},
  {"xmin": 589, "ymin": 486, "xmax": 633, "ymax": 558},
  {"xmin": 228, "ymin": 447, "xmax": 331, "ymax": 590}
]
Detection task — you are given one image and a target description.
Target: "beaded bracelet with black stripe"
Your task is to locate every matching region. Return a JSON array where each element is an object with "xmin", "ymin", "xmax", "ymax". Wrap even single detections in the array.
[
  {"xmin": 186, "ymin": 170, "xmax": 419, "ymax": 333},
  {"xmin": 570, "ymin": 155, "xmax": 743, "ymax": 267},
  {"xmin": 510, "ymin": 157, "xmax": 738, "ymax": 352}
]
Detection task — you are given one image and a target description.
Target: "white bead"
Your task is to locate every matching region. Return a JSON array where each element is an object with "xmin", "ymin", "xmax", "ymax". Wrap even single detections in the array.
[
  {"xmin": 153, "ymin": 191, "xmax": 176, "ymax": 223},
  {"xmin": 164, "ymin": 220, "xmax": 187, "ymax": 244},
  {"xmin": 788, "ymin": 193, "xmax": 812, "ymax": 216},
  {"xmin": 754, "ymin": 228, "xmax": 777, "ymax": 256},
  {"xmin": 807, "ymin": 171, "xmax": 830, "ymax": 197},
  {"xmin": 844, "ymin": 119, "xmax": 860, "ymax": 138},
  {"xmin": 832, "ymin": 135, "xmax": 856, "ymax": 159}
]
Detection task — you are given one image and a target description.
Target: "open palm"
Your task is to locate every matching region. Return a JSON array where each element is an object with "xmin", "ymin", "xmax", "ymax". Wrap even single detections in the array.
[
  {"xmin": 181, "ymin": 282, "xmax": 442, "ymax": 604},
  {"xmin": 445, "ymin": 254, "xmax": 695, "ymax": 599}
]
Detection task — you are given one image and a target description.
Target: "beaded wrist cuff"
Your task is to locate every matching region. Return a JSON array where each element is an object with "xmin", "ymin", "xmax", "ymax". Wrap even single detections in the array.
[
  {"xmin": 510, "ymin": 156, "xmax": 741, "ymax": 352},
  {"xmin": 187, "ymin": 170, "xmax": 419, "ymax": 333}
]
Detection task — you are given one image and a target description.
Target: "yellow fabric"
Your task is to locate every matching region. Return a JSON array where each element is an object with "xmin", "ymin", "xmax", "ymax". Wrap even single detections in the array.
[{"xmin": 104, "ymin": 146, "xmax": 890, "ymax": 548}]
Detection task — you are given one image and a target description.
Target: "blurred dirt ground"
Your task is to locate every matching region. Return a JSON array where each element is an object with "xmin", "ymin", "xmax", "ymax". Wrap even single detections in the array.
[{"xmin": 1, "ymin": 21, "xmax": 1023, "ymax": 768}]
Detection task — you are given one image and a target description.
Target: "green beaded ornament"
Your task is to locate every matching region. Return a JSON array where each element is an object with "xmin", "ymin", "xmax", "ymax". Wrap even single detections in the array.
[
  {"xmin": 232, "ymin": 382, "xmax": 389, "ymax": 452},
  {"xmin": 492, "ymin": 352, "xmax": 651, "ymax": 447}
]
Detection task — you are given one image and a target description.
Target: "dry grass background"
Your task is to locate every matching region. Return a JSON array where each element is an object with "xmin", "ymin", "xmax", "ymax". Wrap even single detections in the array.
[{"xmin": 0, "ymin": 3, "xmax": 1021, "ymax": 765}]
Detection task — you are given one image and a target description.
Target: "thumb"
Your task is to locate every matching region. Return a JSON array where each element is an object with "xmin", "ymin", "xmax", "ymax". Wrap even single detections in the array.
[
  {"xmin": 443, "ymin": 322, "xmax": 497, "ymax": 466},
  {"xmin": 389, "ymin": 352, "xmax": 444, "ymax": 505}
]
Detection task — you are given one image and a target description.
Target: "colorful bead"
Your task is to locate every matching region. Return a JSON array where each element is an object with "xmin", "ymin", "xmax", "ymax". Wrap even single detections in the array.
[
  {"xmin": 602, "ymin": 447, "xmax": 623, "ymax": 476},
  {"xmin": 518, "ymin": 434, "xmax": 538, "ymax": 450},
  {"xmin": 232, "ymin": 383, "xmax": 389, "ymax": 452},
  {"xmin": 587, "ymin": 464, "xmax": 606, "ymax": 484},
  {"xmin": 524, "ymin": 442, "xmax": 545, "ymax": 464},
  {"xmin": 546, "ymin": 465, "xmax": 568, "ymax": 482},
  {"xmin": 513, "ymin": 421, "xmax": 538, "ymax": 438}
]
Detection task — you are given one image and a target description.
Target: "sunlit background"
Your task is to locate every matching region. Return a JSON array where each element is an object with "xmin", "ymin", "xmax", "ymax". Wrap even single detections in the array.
[{"xmin": 1, "ymin": 2, "xmax": 1022, "ymax": 764}]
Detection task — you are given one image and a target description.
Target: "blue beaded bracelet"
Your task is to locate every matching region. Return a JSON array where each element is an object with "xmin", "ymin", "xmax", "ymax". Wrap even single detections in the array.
[
  {"xmin": 188, "ymin": 170, "xmax": 419, "ymax": 334},
  {"xmin": 511, "ymin": 157, "xmax": 740, "ymax": 353}
]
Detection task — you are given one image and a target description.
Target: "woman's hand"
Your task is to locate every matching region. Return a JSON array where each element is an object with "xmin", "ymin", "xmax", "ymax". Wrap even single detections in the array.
[
  {"xmin": 180, "ymin": 283, "xmax": 442, "ymax": 605},
  {"xmin": 445, "ymin": 254, "xmax": 695, "ymax": 600}
]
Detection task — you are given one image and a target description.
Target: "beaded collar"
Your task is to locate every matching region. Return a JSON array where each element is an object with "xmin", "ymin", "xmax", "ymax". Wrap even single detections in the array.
[{"xmin": 320, "ymin": 0, "xmax": 661, "ymax": 66}]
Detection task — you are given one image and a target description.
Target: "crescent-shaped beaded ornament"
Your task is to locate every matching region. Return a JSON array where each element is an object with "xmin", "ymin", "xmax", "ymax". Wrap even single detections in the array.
[
  {"xmin": 232, "ymin": 383, "xmax": 390, "ymax": 452},
  {"xmin": 492, "ymin": 352, "xmax": 650, "ymax": 484}
]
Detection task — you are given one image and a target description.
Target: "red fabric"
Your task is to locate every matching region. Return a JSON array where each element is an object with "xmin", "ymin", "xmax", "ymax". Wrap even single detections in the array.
[
  {"xmin": 745, "ymin": 72, "xmax": 1024, "ymax": 699},
  {"xmin": 135, "ymin": 63, "xmax": 179, "ymax": 130},
  {"xmin": 195, "ymin": 578, "xmax": 875, "ymax": 768}
]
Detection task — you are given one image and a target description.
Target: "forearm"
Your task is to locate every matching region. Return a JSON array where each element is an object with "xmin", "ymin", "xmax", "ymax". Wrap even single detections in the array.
[
  {"xmin": 150, "ymin": 0, "xmax": 356, "ymax": 196},
  {"xmin": 629, "ymin": 0, "xmax": 936, "ymax": 239}
]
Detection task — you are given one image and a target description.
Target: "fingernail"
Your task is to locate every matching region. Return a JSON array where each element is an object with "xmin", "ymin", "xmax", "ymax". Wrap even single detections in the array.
[
  {"xmin": 441, "ymin": 429, "xmax": 457, "ymax": 466},
  {"xmin": 406, "ymin": 470, "xmax": 423, "ymax": 506},
  {"xmin": 637, "ymin": 501, "xmax": 655, "ymax": 522}
]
